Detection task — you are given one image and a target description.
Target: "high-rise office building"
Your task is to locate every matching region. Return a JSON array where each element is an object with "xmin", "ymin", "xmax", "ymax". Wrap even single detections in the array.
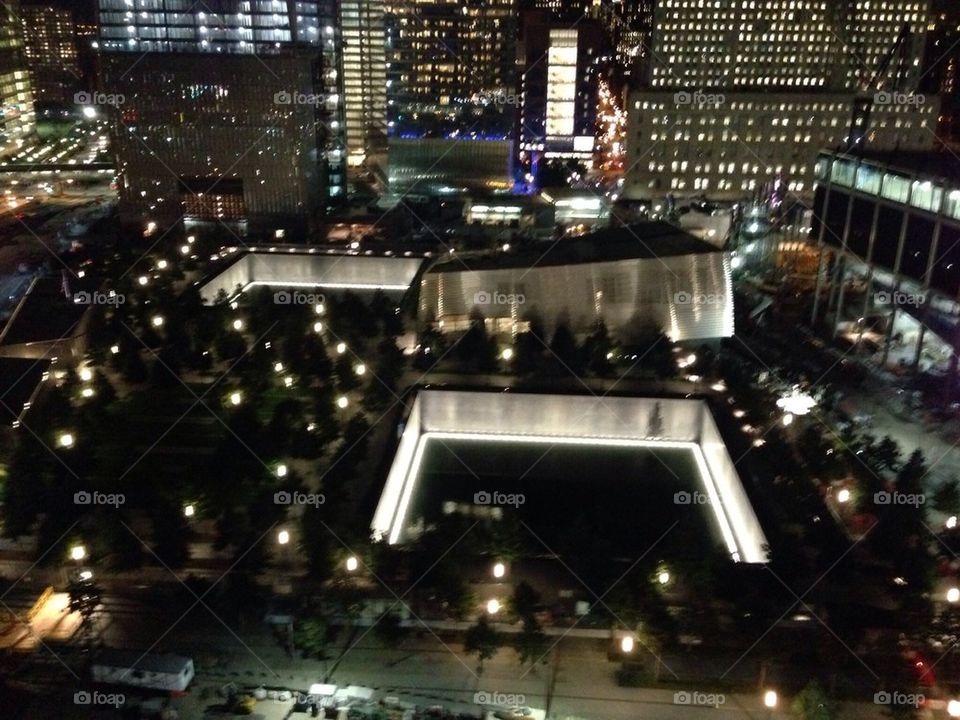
[
  {"xmin": 96, "ymin": 0, "xmax": 353, "ymax": 236},
  {"xmin": 342, "ymin": 0, "xmax": 388, "ymax": 177},
  {"xmin": 0, "ymin": 0, "xmax": 35, "ymax": 157},
  {"xmin": 20, "ymin": 4, "xmax": 81, "ymax": 103},
  {"xmin": 624, "ymin": 0, "xmax": 939, "ymax": 202},
  {"xmin": 385, "ymin": 0, "xmax": 516, "ymax": 138},
  {"xmin": 519, "ymin": 13, "xmax": 607, "ymax": 166}
]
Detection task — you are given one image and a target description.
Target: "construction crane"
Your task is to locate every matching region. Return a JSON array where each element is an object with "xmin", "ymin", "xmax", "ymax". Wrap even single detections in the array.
[{"xmin": 845, "ymin": 22, "xmax": 913, "ymax": 151}]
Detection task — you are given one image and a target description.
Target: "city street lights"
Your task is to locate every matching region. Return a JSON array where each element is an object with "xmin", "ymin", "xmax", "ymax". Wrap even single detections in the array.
[
  {"xmin": 58, "ymin": 432, "xmax": 75, "ymax": 449},
  {"xmin": 620, "ymin": 635, "xmax": 635, "ymax": 653},
  {"xmin": 229, "ymin": 391, "xmax": 242, "ymax": 406},
  {"xmin": 337, "ymin": 396, "xmax": 349, "ymax": 409},
  {"xmin": 486, "ymin": 599, "xmax": 500, "ymax": 615},
  {"xmin": 345, "ymin": 556, "xmax": 359, "ymax": 573},
  {"xmin": 492, "ymin": 562, "xmax": 506, "ymax": 579},
  {"xmin": 70, "ymin": 545, "xmax": 86, "ymax": 562},
  {"xmin": 277, "ymin": 530, "xmax": 290, "ymax": 546},
  {"xmin": 183, "ymin": 504, "xmax": 195, "ymax": 518},
  {"xmin": 500, "ymin": 348, "xmax": 514, "ymax": 362}
]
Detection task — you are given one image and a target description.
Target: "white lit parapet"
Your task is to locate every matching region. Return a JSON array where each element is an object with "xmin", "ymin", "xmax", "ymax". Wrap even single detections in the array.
[
  {"xmin": 370, "ymin": 390, "xmax": 769, "ymax": 563},
  {"xmin": 198, "ymin": 252, "xmax": 426, "ymax": 303}
]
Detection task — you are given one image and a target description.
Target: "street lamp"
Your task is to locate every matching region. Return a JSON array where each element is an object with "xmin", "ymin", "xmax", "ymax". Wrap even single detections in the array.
[
  {"xmin": 782, "ymin": 413, "xmax": 794, "ymax": 427},
  {"xmin": 345, "ymin": 556, "xmax": 359, "ymax": 573},
  {"xmin": 229, "ymin": 391, "xmax": 242, "ymax": 406},
  {"xmin": 313, "ymin": 321, "xmax": 323, "ymax": 333},
  {"xmin": 232, "ymin": 319, "xmax": 244, "ymax": 331},
  {"xmin": 151, "ymin": 315, "xmax": 165, "ymax": 328},
  {"xmin": 949, "ymin": 515, "xmax": 958, "ymax": 530},
  {"xmin": 837, "ymin": 488, "xmax": 851, "ymax": 504},
  {"xmin": 486, "ymin": 599, "xmax": 500, "ymax": 615},
  {"xmin": 947, "ymin": 587, "xmax": 959, "ymax": 603},
  {"xmin": 79, "ymin": 367, "xmax": 93, "ymax": 382},
  {"xmin": 276, "ymin": 464, "xmax": 288, "ymax": 478},
  {"xmin": 70, "ymin": 545, "xmax": 86, "ymax": 562},
  {"xmin": 354, "ymin": 363, "xmax": 366, "ymax": 376},
  {"xmin": 501, "ymin": 347, "xmax": 514, "ymax": 361},
  {"xmin": 948, "ymin": 699, "xmax": 960, "ymax": 717},
  {"xmin": 336, "ymin": 342, "xmax": 347, "ymax": 355},
  {"xmin": 58, "ymin": 432, "xmax": 75, "ymax": 449},
  {"xmin": 337, "ymin": 395, "xmax": 349, "ymax": 409},
  {"xmin": 620, "ymin": 635, "xmax": 635, "ymax": 653},
  {"xmin": 274, "ymin": 362, "xmax": 284, "ymax": 373},
  {"xmin": 657, "ymin": 570, "xmax": 670, "ymax": 585},
  {"xmin": 183, "ymin": 504, "xmax": 195, "ymax": 518},
  {"xmin": 277, "ymin": 530, "xmax": 290, "ymax": 546},
  {"xmin": 763, "ymin": 690, "xmax": 778, "ymax": 710},
  {"xmin": 492, "ymin": 562, "xmax": 506, "ymax": 579}
]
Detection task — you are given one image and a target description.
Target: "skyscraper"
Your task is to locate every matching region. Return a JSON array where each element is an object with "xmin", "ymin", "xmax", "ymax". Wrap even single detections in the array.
[
  {"xmin": 96, "ymin": 0, "xmax": 346, "ymax": 237},
  {"xmin": 341, "ymin": 0, "xmax": 388, "ymax": 179},
  {"xmin": 20, "ymin": 4, "xmax": 81, "ymax": 104},
  {"xmin": 385, "ymin": 0, "xmax": 516, "ymax": 137},
  {"xmin": 623, "ymin": 0, "xmax": 939, "ymax": 201},
  {"xmin": 0, "ymin": 0, "xmax": 35, "ymax": 157}
]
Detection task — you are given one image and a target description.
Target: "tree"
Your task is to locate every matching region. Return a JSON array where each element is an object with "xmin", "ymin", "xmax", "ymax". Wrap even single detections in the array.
[
  {"xmin": 374, "ymin": 610, "xmax": 409, "ymax": 647},
  {"xmin": 547, "ymin": 321, "xmax": 583, "ymax": 375},
  {"xmin": 464, "ymin": 615, "xmax": 500, "ymax": 674},
  {"xmin": 510, "ymin": 581, "xmax": 541, "ymax": 621},
  {"xmin": 294, "ymin": 616, "xmax": 329, "ymax": 660},
  {"xmin": 873, "ymin": 436, "xmax": 902, "ymax": 472},
  {"xmin": 791, "ymin": 681, "xmax": 836, "ymax": 720},
  {"xmin": 933, "ymin": 478, "xmax": 960, "ymax": 515},
  {"xmin": 512, "ymin": 616, "xmax": 547, "ymax": 669}
]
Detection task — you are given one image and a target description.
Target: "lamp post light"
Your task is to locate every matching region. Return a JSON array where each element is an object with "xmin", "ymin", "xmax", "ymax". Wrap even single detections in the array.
[
  {"xmin": 492, "ymin": 562, "xmax": 506, "ymax": 579},
  {"xmin": 486, "ymin": 599, "xmax": 500, "ymax": 615},
  {"xmin": 58, "ymin": 432, "xmax": 75, "ymax": 449},
  {"xmin": 763, "ymin": 689, "xmax": 778, "ymax": 717},
  {"xmin": 183, "ymin": 503, "xmax": 195, "ymax": 518},
  {"xmin": 948, "ymin": 699, "xmax": 960, "ymax": 717},
  {"xmin": 277, "ymin": 529, "xmax": 290, "ymax": 546},
  {"xmin": 70, "ymin": 545, "xmax": 86, "ymax": 562},
  {"xmin": 947, "ymin": 587, "xmax": 959, "ymax": 603},
  {"xmin": 337, "ymin": 396, "xmax": 349, "ymax": 409},
  {"xmin": 229, "ymin": 391, "xmax": 242, "ymax": 406},
  {"xmin": 345, "ymin": 556, "xmax": 359, "ymax": 573},
  {"xmin": 620, "ymin": 635, "xmax": 635, "ymax": 654},
  {"xmin": 501, "ymin": 348, "xmax": 514, "ymax": 362}
]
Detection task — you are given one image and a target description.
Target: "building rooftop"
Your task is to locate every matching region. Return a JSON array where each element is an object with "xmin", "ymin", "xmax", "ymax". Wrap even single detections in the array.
[
  {"xmin": 824, "ymin": 149, "xmax": 960, "ymax": 184},
  {"xmin": 427, "ymin": 221, "xmax": 722, "ymax": 273}
]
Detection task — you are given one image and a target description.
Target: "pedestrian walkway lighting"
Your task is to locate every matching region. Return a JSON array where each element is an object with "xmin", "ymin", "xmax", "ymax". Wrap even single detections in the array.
[
  {"xmin": 948, "ymin": 587, "xmax": 959, "ymax": 603},
  {"xmin": 492, "ymin": 562, "xmax": 506, "ymax": 579},
  {"xmin": 70, "ymin": 545, "xmax": 86, "ymax": 561},
  {"xmin": 620, "ymin": 635, "xmax": 634, "ymax": 653},
  {"xmin": 277, "ymin": 530, "xmax": 290, "ymax": 545},
  {"xmin": 763, "ymin": 690, "xmax": 778, "ymax": 709},
  {"xmin": 346, "ymin": 556, "xmax": 359, "ymax": 572},
  {"xmin": 486, "ymin": 599, "xmax": 500, "ymax": 615}
]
